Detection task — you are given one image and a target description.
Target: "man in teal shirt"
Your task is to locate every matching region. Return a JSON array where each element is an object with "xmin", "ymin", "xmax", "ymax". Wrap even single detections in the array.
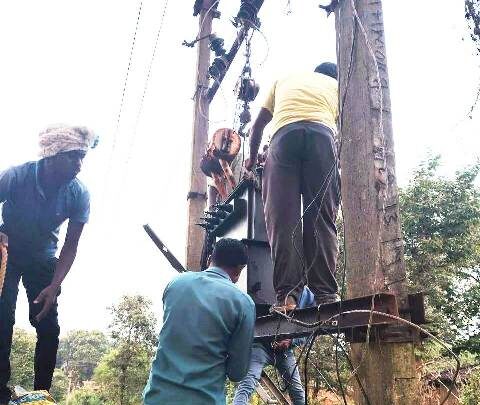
[{"xmin": 144, "ymin": 238, "xmax": 256, "ymax": 405}]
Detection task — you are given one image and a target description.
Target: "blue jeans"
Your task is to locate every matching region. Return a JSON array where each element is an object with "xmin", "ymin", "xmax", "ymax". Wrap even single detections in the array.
[{"xmin": 233, "ymin": 343, "xmax": 305, "ymax": 405}]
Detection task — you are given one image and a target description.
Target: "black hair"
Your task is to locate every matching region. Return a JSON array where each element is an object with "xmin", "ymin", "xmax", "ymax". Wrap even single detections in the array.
[
  {"xmin": 314, "ymin": 62, "xmax": 338, "ymax": 79},
  {"xmin": 211, "ymin": 238, "xmax": 248, "ymax": 268}
]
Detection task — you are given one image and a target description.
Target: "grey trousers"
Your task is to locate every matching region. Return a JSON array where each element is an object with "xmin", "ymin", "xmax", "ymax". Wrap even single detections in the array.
[{"xmin": 262, "ymin": 121, "xmax": 340, "ymax": 302}]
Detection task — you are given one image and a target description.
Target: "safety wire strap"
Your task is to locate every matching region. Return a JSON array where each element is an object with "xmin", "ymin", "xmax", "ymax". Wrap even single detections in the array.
[{"xmin": 0, "ymin": 243, "xmax": 8, "ymax": 297}]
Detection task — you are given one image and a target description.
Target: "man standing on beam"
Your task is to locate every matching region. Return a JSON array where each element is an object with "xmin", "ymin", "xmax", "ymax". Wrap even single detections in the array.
[
  {"xmin": 0, "ymin": 126, "xmax": 97, "ymax": 404},
  {"xmin": 245, "ymin": 62, "xmax": 340, "ymax": 310}
]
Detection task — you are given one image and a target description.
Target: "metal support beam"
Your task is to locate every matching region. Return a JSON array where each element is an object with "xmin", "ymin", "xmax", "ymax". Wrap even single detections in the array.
[
  {"xmin": 258, "ymin": 372, "xmax": 291, "ymax": 405},
  {"xmin": 254, "ymin": 293, "xmax": 399, "ymax": 341}
]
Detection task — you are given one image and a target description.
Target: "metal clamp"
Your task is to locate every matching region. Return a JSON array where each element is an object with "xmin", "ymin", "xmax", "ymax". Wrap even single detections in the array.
[{"xmin": 187, "ymin": 191, "xmax": 207, "ymax": 201}]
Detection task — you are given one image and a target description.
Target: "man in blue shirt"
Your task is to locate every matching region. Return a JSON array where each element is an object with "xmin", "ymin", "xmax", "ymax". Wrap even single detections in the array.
[
  {"xmin": 144, "ymin": 238, "xmax": 256, "ymax": 405},
  {"xmin": 0, "ymin": 125, "xmax": 97, "ymax": 404},
  {"xmin": 233, "ymin": 287, "xmax": 315, "ymax": 405}
]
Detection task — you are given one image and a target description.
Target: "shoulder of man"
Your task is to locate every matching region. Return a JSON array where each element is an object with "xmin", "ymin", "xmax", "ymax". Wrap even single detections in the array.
[
  {"xmin": 233, "ymin": 288, "xmax": 255, "ymax": 313},
  {"xmin": 69, "ymin": 177, "xmax": 89, "ymax": 195},
  {"xmin": 312, "ymin": 72, "xmax": 338, "ymax": 88},
  {"xmin": 66, "ymin": 178, "xmax": 91, "ymax": 224},
  {"xmin": 165, "ymin": 270, "xmax": 203, "ymax": 290},
  {"xmin": 2, "ymin": 161, "xmax": 36, "ymax": 179},
  {"xmin": 201, "ymin": 270, "xmax": 254, "ymax": 308}
]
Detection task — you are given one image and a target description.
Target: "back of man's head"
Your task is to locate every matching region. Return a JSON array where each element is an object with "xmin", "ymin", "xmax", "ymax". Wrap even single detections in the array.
[
  {"xmin": 210, "ymin": 238, "xmax": 248, "ymax": 282},
  {"xmin": 314, "ymin": 62, "xmax": 338, "ymax": 80}
]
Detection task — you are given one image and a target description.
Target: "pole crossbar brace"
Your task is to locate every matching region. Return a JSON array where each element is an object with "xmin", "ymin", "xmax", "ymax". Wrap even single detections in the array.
[
  {"xmin": 206, "ymin": 0, "xmax": 265, "ymax": 102},
  {"xmin": 254, "ymin": 293, "xmax": 400, "ymax": 342}
]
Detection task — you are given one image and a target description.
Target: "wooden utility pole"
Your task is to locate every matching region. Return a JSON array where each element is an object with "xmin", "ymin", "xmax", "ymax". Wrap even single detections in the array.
[
  {"xmin": 335, "ymin": 1, "xmax": 420, "ymax": 404},
  {"xmin": 186, "ymin": 0, "xmax": 215, "ymax": 270}
]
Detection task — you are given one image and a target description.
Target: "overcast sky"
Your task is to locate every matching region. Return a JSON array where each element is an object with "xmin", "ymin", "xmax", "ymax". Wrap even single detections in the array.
[{"xmin": 0, "ymin": 0, "xmax": 478, "ymax": 333}]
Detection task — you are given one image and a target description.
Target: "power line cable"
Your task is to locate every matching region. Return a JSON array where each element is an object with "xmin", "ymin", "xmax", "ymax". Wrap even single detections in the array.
[
  {"xmin": 114, "ymin": 0, "xmax": 144, "ymax": 142},
  {"xmin": 101, "ymin": 0, "xmax": 144, "ymax": 209},
  {"xmin": 123, "ymin": 0, "xmax": 170, "ymax": 175}
]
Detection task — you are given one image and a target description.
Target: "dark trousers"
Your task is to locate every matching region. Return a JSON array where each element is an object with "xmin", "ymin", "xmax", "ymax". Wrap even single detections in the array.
[
  {"xmin": 262, "ymin": 121, "xmax": 340, "ymax": 302},
  {"xmin": 0, "ymin": 254, "xmax": 60, "ymax": 399}
]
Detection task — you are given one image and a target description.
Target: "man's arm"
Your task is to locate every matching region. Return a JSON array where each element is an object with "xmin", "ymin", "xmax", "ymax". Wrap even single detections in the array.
[
  {"xmin": 226, "ymin": 300, "xmax": 256, "ymax": 382},
  {"xmin": 34, "ymin": 221, "xmax": 85, "ymax": 321},
  {"xmin": 245, "ymin": 108, "xmax": 272, "ymax": 171},
  {"xmin": 0, "ymin": 167, "xmax": 16, "ymax": 203}
]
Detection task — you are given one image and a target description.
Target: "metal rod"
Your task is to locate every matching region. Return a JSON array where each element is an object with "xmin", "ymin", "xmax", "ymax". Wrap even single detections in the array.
[{"xmin": 143, "ymin": 224, "xmax": 187, "ymax": 273}]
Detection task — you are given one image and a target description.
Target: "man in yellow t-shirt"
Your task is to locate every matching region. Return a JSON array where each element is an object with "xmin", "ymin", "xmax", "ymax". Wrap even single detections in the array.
[{"xmin": 245, "ymin": 62, "xmax": 340, "ymax": 309}]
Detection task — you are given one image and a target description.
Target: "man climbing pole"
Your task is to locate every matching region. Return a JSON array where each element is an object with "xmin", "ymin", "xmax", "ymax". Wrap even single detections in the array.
[
  {"xmin": 143, "ymin": 238, "xmax": 255, "ymax": 405},
  {"xmin": 245, "ymin": 62, "xmax": 340, "ymax": 309},
  {"xmin": 0, "ymin": 125, "xmax": 97, "ymax": 404}
]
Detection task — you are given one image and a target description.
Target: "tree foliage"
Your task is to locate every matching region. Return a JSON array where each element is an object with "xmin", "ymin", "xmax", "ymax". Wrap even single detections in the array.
[
  {"xmin": 461, "ymin": 368, "xmax": 480, "ymax": 404},
  {"xmin": 466, "ymin": 0, "xmax": 480, "ymax": 54},
  {"xmin": 93, "ymin": 295, "xmax": 158, "ymax": 405},
  {"xmin": 49, "ymin": 369, "xmax": 68, "ymax": 403},
  {"xmin": 400, "ymin": 156, "xmax": 480, "ymax": 345},
  {"xmin": 9, "ymin": 329, "xmax": 74, "ymax": 403},
  {"xmin": 68, "ymin": 385, "xmax": 105, "ymax": 405},
  {"xmin": 10, "ymin": 328, "xmax": 36, "ymax": 389},
  {"xmin": 307, "ymin": 157, "xmax": 480, "ymax": 399},
  {"xmin": 94, "ymin": 347, "xmax": 152, "ymax": 405},
  {"xmin": 57, "ymin": 329, "xmax": 109, "ymax": 390},
  {"xmin": 108, "ymin": 295, "xmax": 157, "ymax": 349}
]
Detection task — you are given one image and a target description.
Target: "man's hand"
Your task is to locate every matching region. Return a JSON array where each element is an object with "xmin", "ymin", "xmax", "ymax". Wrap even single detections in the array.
[
  {"xmin": 272, "ymin": 339, "xmax": 292, "ymax": 352},
  {"xmin": 34, "ymin": 284, "xmax": 59, "ymax": 322},
  {"xmin": 244, "ymin": 156, "xmax": 257, "ymax": 172},
  {"xmin": 0, "ymin": 232, "xmax": 8, "ymax": 246}
]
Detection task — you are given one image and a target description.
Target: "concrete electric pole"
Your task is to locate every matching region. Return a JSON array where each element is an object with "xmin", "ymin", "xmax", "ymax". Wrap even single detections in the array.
[
  {"xmin": 186, "ymin": 0, "xmax": 215, "ymax": 270},
  {"xmin": 335, "ymin": 0, "xmax": 420, "ymax": 403}
]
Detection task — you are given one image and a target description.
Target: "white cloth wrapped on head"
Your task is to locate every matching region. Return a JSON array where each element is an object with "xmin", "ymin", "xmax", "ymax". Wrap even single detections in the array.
[{"xmin": 39, "ymin": 125, "xmax": 98, "ymax": 158}]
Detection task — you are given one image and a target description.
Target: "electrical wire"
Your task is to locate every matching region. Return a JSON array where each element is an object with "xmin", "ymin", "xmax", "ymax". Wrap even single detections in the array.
[
  {"xmin": 234, "ymin": 14, "xmax": 270, "ymax": 68},
  {"xmin": 332, "ymin": 334, "xmax": 371, "ymax": 405},
  {"xmin": 308, "ymin": 360, "xmax": 342, "ymax": 403},
  {"xmin": 304, "ymin": 328, "xmax": 321, "ymax": 405},
  {"xmin": 285, "ymin": 144, "xmax": 338, "ymax": 305},
  {"xmin": 271, "ymin": 330, "xmax": 317, "ymax": 394},
  {"xmin": 247, "ymin": 20, "xmax": 270, "ymax": 68},
  {"xmin": 285, "ymin": 0, "xmax": 293, "ymax": 15},
  {"xmin": 333, "ymin": 334, "xmax": 348, "ymax": 405},
  {"xmin": 100, "ymin": 0, "xmax": 144, "ymax": 212},
  {"xmin": 334, "ymin": 202, "xmax": 350, "ymax": 403},
  {"xmin": 114, "ymin": 0, "xmax": 144, "ymax": 137},
  {"xmin": 329, "ymin": 310, "xmax": 460, "ymax": 405},
  {"xmin": 302, "ymin": 328, "xmax": 370, "ymax": 405},
  {"xmin": 123, "ymin": 0, "xmax": 170, "ymax": 174},
  {"xmin": 274, "ymin": 305, "xmax": 461, "ymax": 405}
]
